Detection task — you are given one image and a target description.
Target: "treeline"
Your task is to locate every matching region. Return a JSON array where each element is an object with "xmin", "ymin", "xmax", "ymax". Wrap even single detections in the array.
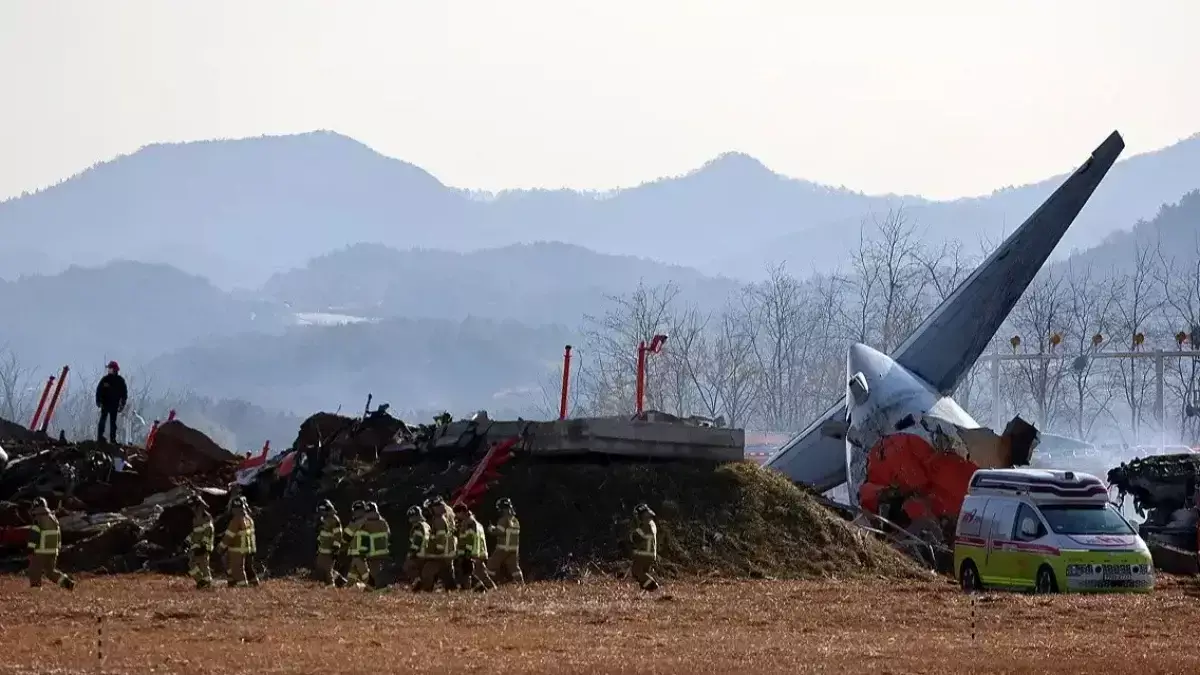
[{"xmin": 564, "ymin": 209, "xmax": 1200, "ymax": 446}]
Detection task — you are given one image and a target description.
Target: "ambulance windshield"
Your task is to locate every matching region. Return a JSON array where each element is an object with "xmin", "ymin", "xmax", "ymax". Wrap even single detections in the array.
[{"xmin": 1038, "ymin": 504, "xmax": 1134, "ymax": 536}]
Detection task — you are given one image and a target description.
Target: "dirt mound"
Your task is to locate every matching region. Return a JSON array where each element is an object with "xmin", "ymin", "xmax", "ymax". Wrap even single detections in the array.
[
  {"xmin": 148, "ymin": 420, "xmax": 239, "ymax": 478},
  {"xmin": 259, "ymin": 458, "xmax": 923, "ymax": 581},
  {"xmin": 0, "ymin": 416, "xmax": 38, "ymax": 443}
]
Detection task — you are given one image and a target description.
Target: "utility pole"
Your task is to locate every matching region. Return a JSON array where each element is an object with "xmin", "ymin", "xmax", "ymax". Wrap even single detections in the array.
[
  {"xmin": 980, "ymin": 348, "xmax": 1198, "ymax": 455},
  {"xmin": 991, "ymin": 350, "xmax": 1002, "ymax": 431}
]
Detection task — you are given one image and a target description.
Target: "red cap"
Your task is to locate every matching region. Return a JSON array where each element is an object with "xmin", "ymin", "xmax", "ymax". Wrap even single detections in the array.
[{"xmin": 107, "ymin": 361, "xmax": 119, "ymax": 371}]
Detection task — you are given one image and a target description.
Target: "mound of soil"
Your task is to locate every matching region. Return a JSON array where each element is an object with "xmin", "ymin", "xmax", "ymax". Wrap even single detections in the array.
[{"xmin": 258, "ymin": 458, "xmax": 923, "ymax": 582}]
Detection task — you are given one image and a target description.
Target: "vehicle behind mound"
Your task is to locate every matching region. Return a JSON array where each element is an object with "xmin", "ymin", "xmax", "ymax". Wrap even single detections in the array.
[{"xmin": 954, "ymin": 468, "xmax": 1153, "ymax": 594}]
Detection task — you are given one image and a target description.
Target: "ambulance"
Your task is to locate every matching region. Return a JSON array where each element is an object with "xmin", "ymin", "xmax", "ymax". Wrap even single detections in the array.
[{"xmin": 954, "ymin": 468, "xmax": 1154, "ymax": 593}]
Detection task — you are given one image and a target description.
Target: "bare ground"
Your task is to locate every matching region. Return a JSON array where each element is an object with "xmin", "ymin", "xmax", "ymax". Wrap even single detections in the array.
[{"xmin": 2, "ymin": 574, "xmax": 1200, "ymax": 675}]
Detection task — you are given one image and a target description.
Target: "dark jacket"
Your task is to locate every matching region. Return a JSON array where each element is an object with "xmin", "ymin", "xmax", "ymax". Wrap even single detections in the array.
[{"xmin": 95, "ymin": 373, "xmax": 128, "ymax": 410}]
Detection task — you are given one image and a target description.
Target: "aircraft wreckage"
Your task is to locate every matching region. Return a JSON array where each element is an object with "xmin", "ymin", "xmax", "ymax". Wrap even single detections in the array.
[{"xmin": 766, "ymin": 131, "xmax": 1126, "ymax": 553}]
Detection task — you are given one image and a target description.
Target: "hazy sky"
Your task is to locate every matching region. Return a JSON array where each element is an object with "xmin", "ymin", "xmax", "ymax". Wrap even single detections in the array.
[{"xmin": 1, "ymin": 0, "xmax": 1196, "ymax": 201}]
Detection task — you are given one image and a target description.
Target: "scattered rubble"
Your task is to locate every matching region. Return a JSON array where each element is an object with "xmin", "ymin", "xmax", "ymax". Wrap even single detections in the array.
[
  {"xmin": 0, "ymin": 419, "xmax": 237, "ymax": 573},
  {"xmin": 1108, "ymin": 453, "xmax": 1200, "ymax": 574},
  {"xmin": 0, "ymin": 408, "xmax": 923, "ymax": 582}
]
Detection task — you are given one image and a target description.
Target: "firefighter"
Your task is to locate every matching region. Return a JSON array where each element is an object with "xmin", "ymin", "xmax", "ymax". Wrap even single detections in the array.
[
  {"xmin": 361, "ymin": 501, "xmax": 391, "ymax": 590},
  {"xmin": 218, "ymin": 496, "xmax": 254, "ymax": 587},
  {"xmin": 456, "ymin": 507, "xmax": 496, "ymax": 591},
  {"xmin": 403, "ymin": 505, "xmax": 430, "ymax": 588},
  {"xmin": 417, "ymin": 497, "xmax": 456, "ymax": 591},
  {"xmin": 442, "ymin": 498, "xmax": 458, "ymax": 570},
  {"xmin": 186, "ymin": 496, "xmax": 215, "ymax": 589},
  {"xmin": 26, "ymin": 497, "xmax": 76, "ymax": 590},
  {"xmin": 94, "ymin": 361, "xmax": 128, "ymax": 444},
  {"xmin": 629, "ymin": 503, "xmax": 660, "ymax": 591},
  {"xmin": 243, "ymin": 496, "xmax": 261, "ymax": 586},
  {"xmin": 314, "ymin": 499, "xmax": 344, "ymax": 586},
  {"xmin": 487, "ymin": 497, "xmax": 524, "ymax": 584},
  {"xmin": 344, "ymin": 500, "xmax": 370, "ymax": 589}
]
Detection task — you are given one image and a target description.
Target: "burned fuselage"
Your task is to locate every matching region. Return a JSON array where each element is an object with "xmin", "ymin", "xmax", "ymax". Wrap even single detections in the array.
[{"xmin": 845, "ymin": 343, "xmax": 1037, "ymax": 545}]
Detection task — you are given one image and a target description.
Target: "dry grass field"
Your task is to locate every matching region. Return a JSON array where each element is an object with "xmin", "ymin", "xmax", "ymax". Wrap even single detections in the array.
[{"xmin": 2, "ymin": 573, "xmax": 1200, "ymax": 674}]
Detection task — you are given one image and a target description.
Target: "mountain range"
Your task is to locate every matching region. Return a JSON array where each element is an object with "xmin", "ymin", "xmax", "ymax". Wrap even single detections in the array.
[
  {"xmin": 3, "ymin": 130, "xmax": 1200, "ymax": 288},
  {"xmin": 1, "ymin": 130, "xmax": 1199, "ymax": 423}
]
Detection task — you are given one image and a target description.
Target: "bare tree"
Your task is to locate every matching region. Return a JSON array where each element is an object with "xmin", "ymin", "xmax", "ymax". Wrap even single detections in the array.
[
  {"xmin": 0, "ymin": 347, "xmax": 38, "ymax": 424},
  {"xmin": 1061, "ymin": 265, "xmax": 1119, "ymax": 440},
  {"xmin": 682, "ymin": 302, "xmax": 762, "ymax": 427},
  {"xmin": 1007, "ymin": 272, "xmax": 1069, "ymax": 429},
  {"xmin": 1111, "ymin": 244, "xmax": 1165, "ymax": 442},
  {"xmin": 657, "ymin": 304, "xmax": 708, "ymax": 417},
  {"xmin": 839, "ymin": 210, "xmax": 932, "ymax": 352},
  {"xmin": 915, "ymin": 238, "xmax": 974, "ymax": 305},
  {"xmin": 743, "ymin": 265, "xmax": 813, "ymax": 430},
  {"xmin": 578, "ymin": 281, "xmax": 681, "ymax": 416},
  {"xmin": 1156, "ymin": 239, "xmax": 1200, "ymax": 443}
]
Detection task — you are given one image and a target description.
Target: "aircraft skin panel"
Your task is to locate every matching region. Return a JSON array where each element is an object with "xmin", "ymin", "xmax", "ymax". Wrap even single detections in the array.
[{"xmin": 765, "ymin": 131, "xmax": 1125, "ymax": 491}]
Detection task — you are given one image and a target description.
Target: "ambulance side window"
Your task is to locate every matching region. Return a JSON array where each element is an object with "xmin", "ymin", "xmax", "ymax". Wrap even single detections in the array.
[
  {"xmin": 990, "ymin": 502, "xmax": 1018, "ymax": 542},
  {"xmin": 1013, "ymin": 504, "xmax": 1047, "ymax": 542}
]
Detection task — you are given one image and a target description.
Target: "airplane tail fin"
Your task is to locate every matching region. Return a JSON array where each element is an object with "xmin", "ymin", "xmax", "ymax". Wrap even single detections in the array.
[
  {"xmin": 765, "ymin": 131, "xmax": 1125, "ymax": 492},
  {"xmin": 893, "ymin": 131, "xmax": 1125, "ymax": 393}
]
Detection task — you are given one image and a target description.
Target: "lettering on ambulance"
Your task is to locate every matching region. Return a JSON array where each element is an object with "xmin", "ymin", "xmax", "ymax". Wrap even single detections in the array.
[{"xmin": 956, "ymin": 500, "xmax": 986, "ymax": 542}]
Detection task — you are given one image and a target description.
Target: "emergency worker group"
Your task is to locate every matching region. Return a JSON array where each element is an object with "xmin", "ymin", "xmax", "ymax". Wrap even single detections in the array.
[
  {"xmin": 295, "ymin": 496, "xmax": 660, "ymax": 593},
  {"xmin": 26, "ymin": 493, "xmax": 662, "ymax": 594},
  {"xmin": 23, "ymin": 361, "xmax": 664, "ymax": 593}
]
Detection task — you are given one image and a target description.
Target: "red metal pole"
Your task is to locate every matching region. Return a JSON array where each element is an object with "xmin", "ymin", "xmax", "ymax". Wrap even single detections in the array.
[
  {"xmin": 39, "ymin": 366, "xmax": 69, "ymax": 434},
  {"xmin": 146, "ymin": 410, "xmax": 176, "ymax": 450},
  {"xmin": 559, "ymin": 345, "xmax": 572, "ymax": 420},
  {"xmin": 145, "ymin": 420, "xmax": 161, "ymax": 450},
  {"xmin": 29, "ymin": 375, "xmax": 55, "ymax": 430},
  {"xmin": 635, "ymin": 341, "xmax": 646, "ymax": 415}
]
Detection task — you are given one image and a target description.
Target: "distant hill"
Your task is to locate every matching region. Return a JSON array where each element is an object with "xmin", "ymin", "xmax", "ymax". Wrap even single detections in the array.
[
  {"xmin": 711, "ymin": 134, "xmax": 1200, "ymax": 279},
  {"xmin": 146, "ymin": 316, "xmax": 577, "ymax": 417},
  {"xmin": 0, "ymin": 261, "xmax": 290, "ymax": 369},
  {"xmin": 3, "ymin": 130, "xmax": 1197, "ymax": 287},
  {"xmin": 261, "ymin": 241, "xmax": 744, "ymax": 323},
  {"xmin": 1048, "ymin": 189, "xmax": 1200, "ymax": 274}
]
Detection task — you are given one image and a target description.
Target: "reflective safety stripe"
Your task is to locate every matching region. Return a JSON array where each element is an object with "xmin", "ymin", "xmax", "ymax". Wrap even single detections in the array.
[
  {"xmin": 246, "ymin": 522, "xmax": 257, "ymax": 554},
  {"xmin": 459, "ymin": 522, "xmax": 488, "ymax": 559},
  {"xmin": 410, "ymin": 522, "xmax": 431, "ymax": 558},
  {"xmin": 32, "ymin": 526, "xmax": 61, "ymax": 555},
  {"xmin": 317, "ymin": 526, "xmax": 342, "ymax": 555},
  {"xmin": 224, "ymin": 527, "xmax": 251, "ymax": 553},
  {"xmin": 189, "ymin": 522, "xmax": 215, "ymax": 550},
  {"xmin": 632, "ymin": 521, "xmax": 657, "ymax": 559},
  {"xmin": 496, "ymin": 517, "xmax": 520, "ymax": 552},
  {"xmin": 429, "ymin": 525, "xmax": 455, "ymax": 559},
  {"xmin": 367, "ymin": 531, "xmax": 390, "ymax": 557}
]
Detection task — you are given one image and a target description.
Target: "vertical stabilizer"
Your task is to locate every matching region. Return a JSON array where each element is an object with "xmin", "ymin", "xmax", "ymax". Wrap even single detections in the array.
[
  {"xmin": 892, "ymin": 131, "xmax": 1125, "ymax": 393},
  {"xmin": 765, "ymin": 131, "xmax": 1125, "ymax": 492}
]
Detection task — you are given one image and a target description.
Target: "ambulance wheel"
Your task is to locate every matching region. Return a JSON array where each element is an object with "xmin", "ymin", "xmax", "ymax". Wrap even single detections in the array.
[
  {"xmin": 959, "ymin": 560, "xmax": 982, "ymax": 593},
  {"xmin": 1035, "ymin": 565, "xmax": 1059, "ymax": 594}
]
